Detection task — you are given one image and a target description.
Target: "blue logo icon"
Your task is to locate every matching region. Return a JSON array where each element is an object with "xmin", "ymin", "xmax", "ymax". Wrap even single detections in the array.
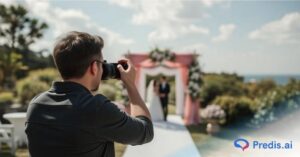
[{"xmin": 234, "ymin": 138, "xmax": 249, "ymax": 151}]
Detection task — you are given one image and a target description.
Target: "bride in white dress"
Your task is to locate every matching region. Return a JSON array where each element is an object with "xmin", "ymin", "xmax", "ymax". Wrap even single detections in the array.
[{"xmin": 146, "ymin": 80, "xmax": 164, "ymax": 121}]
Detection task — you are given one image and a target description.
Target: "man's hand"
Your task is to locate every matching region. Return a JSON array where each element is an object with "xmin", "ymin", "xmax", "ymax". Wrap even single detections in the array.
[
  {"xmin": 117, "ymin": 58, "xmax": 152, "ymax": 120},
  {"xmin": 117, "ymin": 59, "xmax": 136, "ymax": 87}
]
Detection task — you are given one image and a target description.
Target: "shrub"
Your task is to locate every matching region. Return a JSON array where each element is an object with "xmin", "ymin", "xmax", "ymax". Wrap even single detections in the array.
[
  {"xmin": 17, "ymin": 79, "xmax": 49, "ymax": 104},
  {"xmin": 0, "ymin": 92, "xmax": 14, "ymax": 105},
  {"xmin": 200, "ymin": 73, "xmax": 245, "ymax": 106},
  {"xmin": 98, "ymin": 84, "xmax": 117, "ymax": 101},
  {"xmin": 26, "ymin": 68, "xmax": 60, "ymax": 85},
  {"xmin": 0, "ymin": 92, "xmax": 15, "ymax": 123},
  {"xmin": 213, "ymin": 95, "xmax": 255, "ymax": 125},
  {"xmin": 250, "ymin": 86, "xmax": 300, "ymax": 127},
  {"xmin": 245, "ymin": 79, "xmax": 277, "ymax": 98},
  {"xmin": 16, "ymin": 68, "xmax": 59, "ymax": 105},
  {"xmin": 99, "ymin": 79, "xmax": 124, "ymax": 101}
]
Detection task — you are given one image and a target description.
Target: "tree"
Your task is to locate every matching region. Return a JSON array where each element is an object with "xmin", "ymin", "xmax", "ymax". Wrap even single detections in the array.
[
  {"xmin": 0, "ymin": 4, "xmax": 48, "ymax": 50},
  {"xmin": 0, "ymin": 3, "xmax": 48, "ymax": 89},
  {"xmin": 0, "ymin": 47, "xmax": 26, "ymax": 88}
]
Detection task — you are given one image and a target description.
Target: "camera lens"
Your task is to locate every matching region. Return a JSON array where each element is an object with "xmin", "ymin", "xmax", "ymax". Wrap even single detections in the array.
[
  {"xmin": 102, "ymin": 63, "xmax": 117, "ymax": 80},
  {"xmin": 101, "ymin": 63, "xmax": 128, "ymax": 80},
  {"xmin": 101, "ymin": 62, "xmax": 127, "ymax": 80}
]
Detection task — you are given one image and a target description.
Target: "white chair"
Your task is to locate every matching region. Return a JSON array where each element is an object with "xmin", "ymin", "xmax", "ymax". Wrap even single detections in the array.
[
  {"xmin": 0, "ymin": 121, "xmax": 16, "ymax": 155},
  {"xmin": 3, "ymin": 112, "xmax": 27, "ymax": 146}
]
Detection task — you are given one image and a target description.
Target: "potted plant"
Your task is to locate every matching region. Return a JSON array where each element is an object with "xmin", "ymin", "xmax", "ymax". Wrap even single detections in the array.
[{"xmin": 201, "ymin": 104, "xmax": 226, "ymax": 135}]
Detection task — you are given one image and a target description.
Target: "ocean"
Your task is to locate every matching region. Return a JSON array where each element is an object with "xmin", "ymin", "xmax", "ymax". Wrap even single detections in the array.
[{"xmin": 243, "ymin": 74, "xmax": 300, "ymax": 85}]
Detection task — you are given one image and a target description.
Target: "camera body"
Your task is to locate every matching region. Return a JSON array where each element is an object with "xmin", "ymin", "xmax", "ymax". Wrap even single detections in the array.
[{"xmin": 101, "ymin": 62, "xmax": 128, "ymax": 80}]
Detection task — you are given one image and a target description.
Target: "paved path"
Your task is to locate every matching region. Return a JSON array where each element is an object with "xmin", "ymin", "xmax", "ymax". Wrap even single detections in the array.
[{"xmin": 123, "ymin": 115, "xmax": 201, "ymax": 157}]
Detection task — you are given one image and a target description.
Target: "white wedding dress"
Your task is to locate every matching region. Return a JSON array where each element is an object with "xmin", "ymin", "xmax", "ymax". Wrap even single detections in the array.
[{"xmin": 146, "ymin": 80, "xmax": 164, "ymax": 121}]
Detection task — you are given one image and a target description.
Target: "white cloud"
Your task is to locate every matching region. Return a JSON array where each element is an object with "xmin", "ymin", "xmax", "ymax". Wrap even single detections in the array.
[
  {"xmin": 30, "ymin": 40, "xmax": 53, "ymax": 53},
  {"xmin": 22, "ymin": 0, "xmax": 134, "ymax": 52},
  {"xmin": 201, "ymin": 0, "xmax": 227, "ymax": 7},
  {"xmin": 249, "ymin": 12, "xmax": 300, "ymax": 44},
  {"xmin": 109, "ymin": 0, "xmax": 211, "ymax": 42},
  {"xmin": 212, "ymin": 24, "xmax": 236, "ymax": 42},
  {"xmin": 109, "ymin": 0, "xmax": 227, "ymax": 8},
  {"xmin": 108, "ymin": 0, "xmax": 138, "ymax": 9},
  {"xmin": 53, "ymin": 8, "xmax": 90, "ymax": 21},
  {"xmin": 178, "ymin": 43, "xmax": 207, "ymax": 53},
  {"xmin": 0, "ymin": 0, "xmax": 16, "ymax": 6},
  {"xmin": 148, "ymin": 24, "xmax": 209, "ymax": 41}
]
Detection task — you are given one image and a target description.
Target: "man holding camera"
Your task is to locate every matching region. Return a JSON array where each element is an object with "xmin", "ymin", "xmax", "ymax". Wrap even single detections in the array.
[{"xmin": 25, "ymin": 31, "xmax": 154, "ymax": 157}]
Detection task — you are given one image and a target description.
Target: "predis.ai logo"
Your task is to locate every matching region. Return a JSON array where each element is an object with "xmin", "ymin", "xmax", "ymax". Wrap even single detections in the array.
[
  {"xmin": 233, "ymin": 138, "xmax": 293, "ymax": 151},
  {"xmin": 234, "ymin": 138, "xmax": 249, "ymax": 151}
]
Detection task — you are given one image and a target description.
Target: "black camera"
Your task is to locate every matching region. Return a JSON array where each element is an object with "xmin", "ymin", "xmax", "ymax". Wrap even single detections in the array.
[{"xmin": 101, "ymin": 62, "xmax": 128, "ymax": 80}]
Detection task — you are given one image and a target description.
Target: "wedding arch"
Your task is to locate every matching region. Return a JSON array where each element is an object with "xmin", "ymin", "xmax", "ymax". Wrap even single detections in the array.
[
  {"xmin": 126, "ymin": 49, "xmax": 202, "ymax": 125},
  {"xmin": 139, "ymin": 64, "xmax": 184, "ymax": 115}
]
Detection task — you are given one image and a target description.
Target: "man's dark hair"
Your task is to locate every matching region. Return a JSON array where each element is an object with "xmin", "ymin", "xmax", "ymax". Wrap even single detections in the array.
[
  {"xmin": 53, "ymin": 31, "xmax": 104, "ymax": 79},
  {"xmin": 161, "ymin": 76, "xmax": 166, "ymax": 80}
]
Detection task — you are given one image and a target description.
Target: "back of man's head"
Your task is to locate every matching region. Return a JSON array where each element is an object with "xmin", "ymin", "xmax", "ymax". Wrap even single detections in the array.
[{"xmin": 53, "ymin": 31, "xmax": 104, "ymax": 80}]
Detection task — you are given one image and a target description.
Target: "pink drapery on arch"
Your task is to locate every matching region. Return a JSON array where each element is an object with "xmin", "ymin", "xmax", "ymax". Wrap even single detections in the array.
[
  {"xmin": 165, "ymin": 60, "xmax": 200, "ymax": 125},
  {"xmin": 127, "ymin": 53, "xmax": 200, "ymax": 125},
  {"xmin": 183, "ymin": 95, "xmax": 200, "ymax": 125}
]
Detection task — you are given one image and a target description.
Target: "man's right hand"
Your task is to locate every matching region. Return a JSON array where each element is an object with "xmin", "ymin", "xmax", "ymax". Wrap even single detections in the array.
[
  {"xmin": 117, "ymin": 58, "xmax": 152, "ymax": 120},
  {"xmin": 117, "ymin": 59, "xmax": 136, "ymax": 87}
]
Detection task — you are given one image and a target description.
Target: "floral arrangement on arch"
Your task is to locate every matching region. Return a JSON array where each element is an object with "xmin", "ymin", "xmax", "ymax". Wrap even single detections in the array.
[
  {"xmin": 187, "ymin": 57, "xmax": 203, "ymax": 101},
  {"xmin": 149, "ymin": 48, "xmax": 175, "ymax": 63}
]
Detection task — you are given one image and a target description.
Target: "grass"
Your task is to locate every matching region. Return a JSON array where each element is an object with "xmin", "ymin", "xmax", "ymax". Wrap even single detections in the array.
[
  {"xmin": 186, "ymin": 113, "xmax": 258, "ymax": 157},
  {"xmin": 0, "ymin": 144, "xmax": 28, "ymax": 157},
  {"xmin": 168, "ymin": 103, "xmax": 176, "ymax": 114},
  {"xmin": 0, "ymin": 143, "xmax": 127, "ymax": 157},
  {"xmin": 187, "ymin": 123, "xmax": 235, "ymax": 157},
  {"xmin": 115, "ymin": 143, "xmax": 127, "ymax": 157}
]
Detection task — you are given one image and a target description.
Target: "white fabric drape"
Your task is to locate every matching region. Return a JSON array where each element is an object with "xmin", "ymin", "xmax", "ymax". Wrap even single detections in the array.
[{"xmin": 139, "ymin": 66, "xmax": 184, "ymax": 116}]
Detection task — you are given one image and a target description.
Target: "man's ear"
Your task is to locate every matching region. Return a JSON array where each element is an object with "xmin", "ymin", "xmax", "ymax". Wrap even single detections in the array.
[{"xmin": 90, "ymin": 62, "xmax": 98, "ymax": 76}]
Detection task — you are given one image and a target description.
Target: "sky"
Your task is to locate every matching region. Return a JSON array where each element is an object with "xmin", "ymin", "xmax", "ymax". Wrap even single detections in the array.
[{"xmin": 1, "ymin": 0, "xmax": 300, "ymax": 75}]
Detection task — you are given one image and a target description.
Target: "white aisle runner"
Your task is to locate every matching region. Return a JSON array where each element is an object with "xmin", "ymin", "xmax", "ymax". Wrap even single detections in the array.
[{"xmin": 123, "ymin": 115, "xmax": 201, "ymax": 157}]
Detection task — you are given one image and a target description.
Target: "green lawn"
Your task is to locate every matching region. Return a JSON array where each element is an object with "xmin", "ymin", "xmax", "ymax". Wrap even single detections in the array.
[
  {"xmin": 187, "ymin": 124, "xmax": 234, "ymax": 157},
  {"xmin": 0, "ymin": 144, "xmax": 28, "ymax": 157},
  {"xmin": 186, "ymin": 116, "xmax": 259, "ymax": 157},
  {"xmin": 0, "ymin": 143, "xmax": 127, "ymax": 157},
  {"xmin": 115, "ymin": 143, "xmax": 127, "ymax": 157}
]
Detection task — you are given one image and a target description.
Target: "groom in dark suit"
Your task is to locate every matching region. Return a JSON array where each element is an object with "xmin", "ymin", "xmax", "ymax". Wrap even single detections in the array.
[{"xmin": 159, "ymin": 76, "xmax": 170, "ymax": 121}]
